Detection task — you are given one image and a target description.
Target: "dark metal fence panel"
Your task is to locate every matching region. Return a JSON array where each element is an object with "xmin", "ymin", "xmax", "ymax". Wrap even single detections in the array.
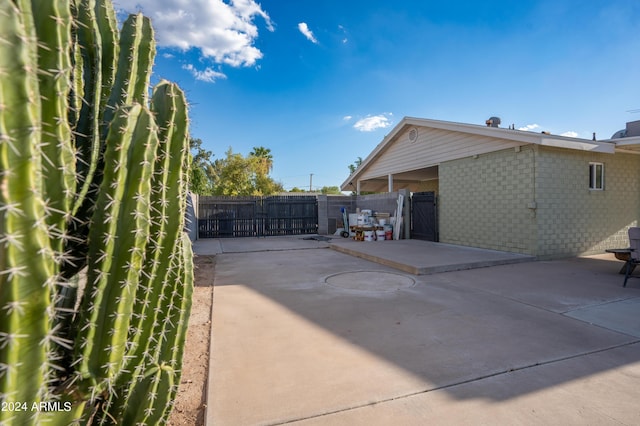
[
  {"xmin": 263, "ymin": 196, "xmax": 318, "ymax": 236},
  {"xmin": 198, "ymin": 196, "xmax": 259, "ymax": 238},
  {"xmin": 198, "ymin": 195, "xmax": 318, "ymax": 238}
]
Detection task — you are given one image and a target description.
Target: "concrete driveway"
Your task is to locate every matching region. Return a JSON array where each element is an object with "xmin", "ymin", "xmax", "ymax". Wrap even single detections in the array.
[{"xmin": 197, "ymin": 237, "xmax": 640, "ymax": 425}]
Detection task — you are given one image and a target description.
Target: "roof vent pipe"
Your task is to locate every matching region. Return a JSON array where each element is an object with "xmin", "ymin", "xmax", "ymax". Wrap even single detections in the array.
[{"xmin": 486, "ymin": 116, "xmax": 501, "ymax": 127}]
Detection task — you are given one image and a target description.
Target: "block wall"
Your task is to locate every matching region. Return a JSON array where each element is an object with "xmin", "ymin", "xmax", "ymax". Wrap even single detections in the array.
[
  {"xmin": 438, "ymin": 147, "xmax": 538, "ymax": 254},
  {"xmin": 535, "ymin": 146, "xmax": 640, "ymax": 258},
  {"xmin": 317, "ymin": 195, "xmax": 355, "ymax": 234},
  {"xmin": 356, "ymin": 192, "xmax": 401, "ymax": 216},
  {"xmin": 317, "ymin": 192, "xmax": 410, "ymax": 236}
]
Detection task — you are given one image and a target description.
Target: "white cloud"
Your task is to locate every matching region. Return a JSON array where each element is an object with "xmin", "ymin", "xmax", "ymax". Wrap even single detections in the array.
[
  {"xmin": 182, "ymin": 64, "xmax": 227, "ymax": 83},
  {"xmin": 560, "ymin": 131, "xmax": 578, "ymax": 138},
  {"xmin": 116, "ymin": 0, "xmax": 274, "ymax": 68},
  {"xmin": 338, "ymin": 24, "xmax": 348, "ymax": 43},
  {"xmin": 298, "ymin": 22, "xmax": 318, "ymax": 44},
  {"xmin": 353, "ymin": 114, "xmax": 393, "ymax": 132},
  {"xmin": 518, "ymin": 124, "xmax": 540, "ymax": 132},
  {"xmin": 343, "ymin": 115, "xmax": 353, "ymax": 121}
]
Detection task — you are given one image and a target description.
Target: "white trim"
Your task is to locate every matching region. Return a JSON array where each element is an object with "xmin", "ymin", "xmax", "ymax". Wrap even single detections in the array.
[
  {"xmin": 341, "ymin": 116, "xmax": 616, "ymax": 190},
  {"xmin": 612, "ymin": 136, "xmax": 640, "ymax": 154},
  {"xmin": 589, "ymin": 162, "xmax": 604, "ymax": 191}
]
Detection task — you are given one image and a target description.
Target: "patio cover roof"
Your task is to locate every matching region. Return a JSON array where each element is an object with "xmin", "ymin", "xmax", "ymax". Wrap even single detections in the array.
[
  {"xmin": 341, "ymin": 117, "xmax": 621, "ymax": 193},
  {"xmin": 613, "ymin": 136, "xmax": 640, "ymax": 154}
]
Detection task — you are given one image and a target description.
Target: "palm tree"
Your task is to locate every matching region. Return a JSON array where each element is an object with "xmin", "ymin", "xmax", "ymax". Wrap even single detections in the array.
[
  {"xmin": 348, "ymin": 156, "xmax": 363, "ymax": 174},
  {"xmin": 250, "ymin": 146, "xmax": 273, "ymax": 172}
]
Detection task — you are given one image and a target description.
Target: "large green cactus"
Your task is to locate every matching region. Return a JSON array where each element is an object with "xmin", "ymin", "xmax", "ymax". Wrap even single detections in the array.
[
  {"xmin": 0, "ymin": 1, "xmax": 194, "ymax": 424},
  {"xmin": 0, "ymin": 1, "xmax": 56, "ymax": 418}
]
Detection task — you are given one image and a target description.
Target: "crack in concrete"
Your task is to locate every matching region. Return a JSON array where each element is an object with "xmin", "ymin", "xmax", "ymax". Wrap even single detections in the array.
[{"xmin": 269, "ymin": 340, "xmax": 640, "ymax": 425}]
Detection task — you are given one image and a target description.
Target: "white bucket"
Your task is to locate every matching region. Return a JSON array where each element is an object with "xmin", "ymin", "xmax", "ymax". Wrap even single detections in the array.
[
  {"xmin": 378, "ymin": 219, "xmax": 386, "ymax": 226},
  {"xmin": 363, "ymin": 230, "xmax": 375, "ymax": 241},
  {"xmin": 384, "ymin": 224, "xmax": 393, "ymax": 240},
  {"xmin": 376, "ymin": 230, "xmax": 386, "ymax": 241},
  {"xmin": 357, "ymin": 214, "xmax": 366, "ymax": 225}
]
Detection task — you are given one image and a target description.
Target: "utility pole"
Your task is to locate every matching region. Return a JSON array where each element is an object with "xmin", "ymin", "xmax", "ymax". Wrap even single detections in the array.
[{"xmin": 309, "ymin": 173, "xmax": 313, "ymax": 192}]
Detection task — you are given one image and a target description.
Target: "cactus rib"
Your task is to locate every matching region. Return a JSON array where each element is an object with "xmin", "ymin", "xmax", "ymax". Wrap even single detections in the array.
[
  {"xmin": 76, "ymin": 104, "xmax": 158, "ymax": 393},
  {"xmin": 0, "ymin": 1, "xmax": 54, "ymax": 423},
  {"xmin": 1, "ymin": 2, "xmax": 194, "ymax": 424}
]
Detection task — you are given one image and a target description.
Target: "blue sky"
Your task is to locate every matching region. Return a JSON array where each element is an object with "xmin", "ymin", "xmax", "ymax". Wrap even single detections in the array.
[{"xmin": 116, "ymin": 0, "xmax": 640, "ymax": 191}]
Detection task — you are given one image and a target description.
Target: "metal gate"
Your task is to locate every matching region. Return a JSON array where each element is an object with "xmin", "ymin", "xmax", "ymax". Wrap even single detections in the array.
[
  {"xmin": 411, "ymin": 191, "xmax": 438, "ymax": 241},
  {"xmin": 198, "ymin": 195, "xmax": 318, "ymax": 238}
]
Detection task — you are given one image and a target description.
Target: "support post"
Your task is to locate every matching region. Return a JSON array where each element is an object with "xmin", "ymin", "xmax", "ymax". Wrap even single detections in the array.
[{"xmin": 399, "ymin": 188, "xmax": 411, "ymax": 239}]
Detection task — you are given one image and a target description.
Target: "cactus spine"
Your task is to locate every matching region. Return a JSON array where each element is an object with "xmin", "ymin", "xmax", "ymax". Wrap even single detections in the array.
[
  {"xmin": 0, "ymin": 1, "xmax": 194, "ymax": 424},
  {"xmin": 0, "ymin": 2, "xmax": 55, "ymax": 420}
]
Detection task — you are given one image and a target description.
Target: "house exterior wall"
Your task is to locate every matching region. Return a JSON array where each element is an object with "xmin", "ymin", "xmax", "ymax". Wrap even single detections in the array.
[
  {"xmin": 438, "ymin": 145, "xmax": 640, "ymax": 257},
  {"xmin": 416, "ymin": 179, "xmax": 439, "ymax": 194},
  {"xmin": 535, "ymin": 146, "xmax": 640, "ymax": 258},
  {"xmin": 438, "ymin": 147, "xmax": 538, "ymax": 254},
  {"xmin": 360, "ymin": 127, "xmax": 522, "ymax": 181}
]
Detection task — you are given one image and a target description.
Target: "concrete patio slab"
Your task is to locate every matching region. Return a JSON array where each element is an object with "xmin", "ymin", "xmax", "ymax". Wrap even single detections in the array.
[
  {"xmin": 565, "ymin": 298, "xmax": 640, "ymax": 338},
  {"xmin": 193, "ymin": 235, "xmax": 331, "ymax": 256},
  {"xmin": 436, "ymin": 255, "xmax": 640, "ymax": 313},
  {"xmin": 295, "ymin": 342, "xmax": 640, "ymax": 426},
  {"xmin": 205, "ymin": 241, "xmax": 640, "ymax": 425},
  {"xmin": 193, "ymin": 239, "xmax": 223, "ymax": 255},
  {"xmin": 329, "ymin": 238, "xmax": 535, "ymax": 275}
]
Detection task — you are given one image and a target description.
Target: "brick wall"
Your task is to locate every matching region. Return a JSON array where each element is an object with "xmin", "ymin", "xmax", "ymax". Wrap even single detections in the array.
[
  {"xmin": 535, "ymin": 146, "xmax": 640, "ymax": 258},
  {"xmin": 438, "ymin": 147, "xmax": 538, "ymax": 254}
]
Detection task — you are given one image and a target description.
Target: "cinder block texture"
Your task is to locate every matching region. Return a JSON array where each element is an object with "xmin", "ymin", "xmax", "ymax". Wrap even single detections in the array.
[
  {"xmin": 439, "ymin": 147, "xmax": 537, "ymax": 254},
  {"xmin": 438, "ymin": 145, "xmax": 640, "ymax": 258},
  {"xmin": 535, "ymin": 146, "xmax": 640, "ymax": 257}
]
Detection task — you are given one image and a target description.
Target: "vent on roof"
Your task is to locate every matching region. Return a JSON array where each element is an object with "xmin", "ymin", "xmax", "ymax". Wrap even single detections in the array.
[
  {"xmin": 485, "ymin": 117, "xmax": 501, "ymax": 127},
  {"xmin": 611, "ymin": 129, "xmax": 627, "ymax": 139},
  {"xmin": 408, "ymin": 127, "xmax": 418, "ymax": 142}
]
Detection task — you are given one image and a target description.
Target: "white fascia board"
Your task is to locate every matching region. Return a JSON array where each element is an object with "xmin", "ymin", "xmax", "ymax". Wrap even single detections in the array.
[
  {"xmin": 340, "ymin": 120, "xmax": 407, "ymax": 189},
  {"xmin": 340, "ymin": 116, "xmax": 618, "ymax": 189},
  {"xmin": 539, "ymin": 137, "xmax": 615, "ymax": 153},
  {"xmin": 609, "ymin": 136, "xmax": 640, "ymax": 152}
]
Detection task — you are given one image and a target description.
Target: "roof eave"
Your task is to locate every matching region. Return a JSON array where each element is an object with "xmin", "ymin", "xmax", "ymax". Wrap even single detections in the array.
[
  {"xmin": 610, "ymin": 136, "xmax": 640, "ymax": 154},
  {"xmin": 340, "ymin": 116, "xmax": 617, "ymax": 190}
]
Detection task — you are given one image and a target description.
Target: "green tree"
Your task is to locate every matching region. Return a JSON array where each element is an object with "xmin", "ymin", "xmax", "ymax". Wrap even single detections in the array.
[
  {"xmin": 289, "ymin": 187, "xmax": 306, "ymax": 192},
  {"xmin": 320, "ymin": 186, "xmax": 342, "ymax": 194},
  {"xmin": 348, "ymin": 156, "xmax": 363, "ymax": 174},
  {"xmin": 189, "ymin": 138, "xmax": 215, "ymax": 194},
  {"xmin": 250, "ymin": 146, "xmax": 273, "ymax": 161},
  {"xmin": 212, "ymin": 147, "xmax": 283, "ymax": 196},
  {"xmin": 250, "ymin": 145, "xmax": 273, "ymax": 175}
]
